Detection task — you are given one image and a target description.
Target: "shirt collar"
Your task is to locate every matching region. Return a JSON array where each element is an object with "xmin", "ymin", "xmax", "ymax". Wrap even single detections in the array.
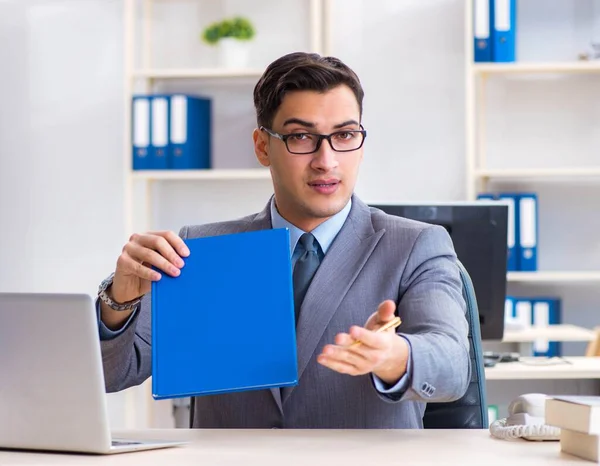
[{"xmin": 270, "ymin": 197, "xmax": 352, "ymax": 256}]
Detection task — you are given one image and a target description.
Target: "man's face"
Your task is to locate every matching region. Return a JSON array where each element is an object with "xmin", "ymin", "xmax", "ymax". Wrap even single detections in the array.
[{"xmin": 253, "ymin": 85, "xmax": 364, "ymax": 231}]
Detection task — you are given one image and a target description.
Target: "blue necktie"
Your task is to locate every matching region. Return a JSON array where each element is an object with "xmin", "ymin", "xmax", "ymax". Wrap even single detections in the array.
[{"xmin": 293, "ymin": 233, "xmax": 321, "ymax": 322}]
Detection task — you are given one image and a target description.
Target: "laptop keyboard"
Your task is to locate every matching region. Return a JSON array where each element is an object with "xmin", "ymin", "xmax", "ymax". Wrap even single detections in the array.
[{"xmin": 112, "ymin": 440, "xmax": 143, "ymax": 446}]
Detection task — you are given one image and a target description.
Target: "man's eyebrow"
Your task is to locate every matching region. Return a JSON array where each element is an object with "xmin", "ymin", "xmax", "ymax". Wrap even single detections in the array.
[
  {"xmin": 282, "ymin": 118, "xmax": 315, "ymax": 128},
  {"xmin": 282, "ymin": 118, "xmax": 360, "ymax": 129},
  {"xmin": 333, "ymin": 119, "xmax": 360, "ymax": 129}
]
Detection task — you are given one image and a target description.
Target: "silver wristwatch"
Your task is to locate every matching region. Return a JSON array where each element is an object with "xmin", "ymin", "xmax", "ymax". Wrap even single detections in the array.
[{"xmin": 98, "ymin": 273, "xmax": 141, "ymax": 312}]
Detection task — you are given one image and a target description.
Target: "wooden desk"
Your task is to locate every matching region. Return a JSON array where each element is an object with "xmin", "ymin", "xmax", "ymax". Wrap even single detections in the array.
[
  {"xmin": 485, "ymin": 356, "xmax": 600, "ymax": 380},
  {"xmin": 0, "ymin": 429, "xmax": 591, "ymax": 465}
]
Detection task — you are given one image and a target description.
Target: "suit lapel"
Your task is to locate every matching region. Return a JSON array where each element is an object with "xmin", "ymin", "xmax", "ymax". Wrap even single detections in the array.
[
  {"xmin": 243, "ymin": 198, "xmax": 272, "ymax": 232},
  {"xmin": 282, "ymin": 196, "xmax": 385, "ymax": 403}
]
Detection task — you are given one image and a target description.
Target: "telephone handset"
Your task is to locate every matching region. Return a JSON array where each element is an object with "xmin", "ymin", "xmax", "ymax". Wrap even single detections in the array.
[{"xmin": 489, "ymin": 393, "xmax": 561, "ymax": 441}]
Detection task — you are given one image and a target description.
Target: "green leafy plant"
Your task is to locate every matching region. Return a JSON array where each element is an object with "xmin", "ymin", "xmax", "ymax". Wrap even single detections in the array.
[{"xmin": 202, "ymin": 17, "xmax": 255, "ymax": 45}]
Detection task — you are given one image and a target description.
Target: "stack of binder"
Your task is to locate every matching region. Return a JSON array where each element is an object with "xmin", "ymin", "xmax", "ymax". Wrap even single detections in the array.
[
  {"xmin": 478, "ymin": 192, "xmax": 538, "ymax": 272},
  {"xmin": 473, "ymin": 0, "xmax": 517, "ymax": 63},
  {"xmin": 132, "ymin": 94, "xmax": 212, "ymax": 171},
  {"xmin": 504, "ymin": 296, "xmax": 562, "ymax": 357},
  {"xmin": 546, "ymin": 396, "xmax": 600, "ymax": 462}
]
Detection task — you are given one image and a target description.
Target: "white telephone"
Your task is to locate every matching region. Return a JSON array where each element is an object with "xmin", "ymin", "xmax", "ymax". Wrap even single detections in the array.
[{"xmin": 489, "ymin": 393, "xmax": 561, "ymax": 441}]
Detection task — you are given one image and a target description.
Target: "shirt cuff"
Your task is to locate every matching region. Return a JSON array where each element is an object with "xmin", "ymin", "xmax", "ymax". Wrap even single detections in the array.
[
  {"xmin": 96, "ymin": 297, "xmax": 139, "ymax": 341},
  {"xmin": 372, "ymin": 336, "xmax": 413, "ymax": 396}
]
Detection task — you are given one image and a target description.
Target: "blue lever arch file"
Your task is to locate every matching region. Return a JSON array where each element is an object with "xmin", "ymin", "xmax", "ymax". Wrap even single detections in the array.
[
  {"xmin": 474, "ymin": 0, "xmax": 493, "ymax": 62},
  {"xmin": 492, "ymin": 0, "xmax": 516, "ymax": 62},
  {"xmin": 498, "ymin": 193, "xmax": 520, "ymax": 271},
  {"xmin": 518, "ymin": 193, "xmax": 538, "ymax": 272},
  {"xmin": 151, "ymin": 228, "xmax": 298, "ymax": 400},
  {"xmin": 131, "ymin": 95, "xmax": 151, "ymax": 170},
  {"xmin": 531, "ymin": 297, "xmax": 561, "ymax": 358},
  {"xmin": 149, "ymin": 95, "xmax": 170, "ymax": 170}
]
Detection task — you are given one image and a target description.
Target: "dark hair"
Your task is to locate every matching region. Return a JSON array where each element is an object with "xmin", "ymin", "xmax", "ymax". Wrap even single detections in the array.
[{"xmin": 253, "ymin": 52, "xmax": 364, "ymax": 129}]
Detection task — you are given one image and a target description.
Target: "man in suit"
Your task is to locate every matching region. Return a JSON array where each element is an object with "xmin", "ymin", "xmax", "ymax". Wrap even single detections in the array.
[{"xmin": 97, "ymin": 52, "xmax": 470, "ymax": 429}]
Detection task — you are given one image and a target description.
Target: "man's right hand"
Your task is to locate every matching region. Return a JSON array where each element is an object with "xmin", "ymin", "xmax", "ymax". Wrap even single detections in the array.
[{"xmin": 101, "ymin": 231, "xmax": 190, "ymax": 330}]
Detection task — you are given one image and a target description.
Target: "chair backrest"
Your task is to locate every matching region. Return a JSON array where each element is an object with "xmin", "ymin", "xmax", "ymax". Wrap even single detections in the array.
[{"xmin": 422, "ymin": 259, "xmax": 488, "ymax": 429}]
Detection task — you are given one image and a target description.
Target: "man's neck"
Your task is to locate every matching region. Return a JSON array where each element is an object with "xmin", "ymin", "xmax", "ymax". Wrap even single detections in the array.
[{"xmin": 273, "ymin": 204, "xmax": 330, "ymax": 233}]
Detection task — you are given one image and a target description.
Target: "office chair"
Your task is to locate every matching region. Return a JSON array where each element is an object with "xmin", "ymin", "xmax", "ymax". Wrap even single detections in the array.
[{"xmin": 422, "ymin": 259, "xmax": 488, "ymax": 429}]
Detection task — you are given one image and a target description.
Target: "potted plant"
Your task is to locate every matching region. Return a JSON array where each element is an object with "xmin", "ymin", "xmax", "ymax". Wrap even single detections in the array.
[{"xmin": 202, "ymin": 17, "xmax": 256, "ymax": 68}]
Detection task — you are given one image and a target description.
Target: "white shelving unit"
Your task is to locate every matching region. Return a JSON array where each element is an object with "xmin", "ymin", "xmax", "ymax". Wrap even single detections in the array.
[
  {"xmin": 465, "ymin": 66, "xmax": 600, "ymax": 197},
  {"xmin": 464, "ymin": 7, "xmax": 600, "ymax": 274},
  {"xmin": 475, "ymin": 167, "xmax": 600, "ymax": 180},
  {"xmin": 121, "ymin": 0, "xmax": 333, "ymax": 429},
  {"xmin": 132, "ymin": 68, "xmax": 266, "ymax": 79},
  {"xmin": 485, "ymin": 356, "xmax": 600, "ymax": 380},
  {"xmin": 507, "ymin": 271, "xmax": 600, "ymax": 283},
  {"xmin": 472, "ymin": 61, "xmax": 600, "ymax": 75},
  {"xmin": 131, "ymin": 168, "xmax": 271, "ymax": 182},
  {"xmin": 502, "ymin": 324, "xmax": 597, "ymax": 344},
  {"xmin": 464, "ymin": 1, "xmax": 600, "ymax": 387},
  {"xmin": 464, "ymin": 4, "xmax": 600, "ymax": 201}
]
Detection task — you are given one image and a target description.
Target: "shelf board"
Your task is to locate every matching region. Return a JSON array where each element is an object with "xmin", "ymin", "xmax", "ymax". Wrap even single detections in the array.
[
  {"xmin": 503, "ymin": 324, "xmax": 597, "ymax": 343},
  {"xmin": 473, "ymin": 61, "xmax": 600, "ymax": 75},
  {"xmin": 475, "ymin": 167, "xmax": 600, "ymax": 179},
  {"xmin": 132, "ymin": 68, "xmax": 265, "ymax": 79},
  {"xmin": 485, "ymin": 356, "xmax": 600, "ymax": 380},
  {"xmin": 131, "ymin": 169, "xmax": 271, "ymax": 181},
  {"xmin": 507, "ymin": 271, "xmax": 600, "ymax": 283}
]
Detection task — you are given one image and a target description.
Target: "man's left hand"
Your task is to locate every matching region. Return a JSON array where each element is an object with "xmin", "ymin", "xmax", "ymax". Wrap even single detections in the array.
[{"xmin": 317, "ymin": 300, "xmax": 409, "ymax": 385}]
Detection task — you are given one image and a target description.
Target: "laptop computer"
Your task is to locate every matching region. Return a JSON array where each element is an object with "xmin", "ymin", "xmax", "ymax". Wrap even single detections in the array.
[{"xmin": 0, "ymin": 292, "xmax": 186, "ymax": 454}]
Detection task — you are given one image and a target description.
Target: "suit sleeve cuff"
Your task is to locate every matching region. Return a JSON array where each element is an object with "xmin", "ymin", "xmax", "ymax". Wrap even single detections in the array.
[
  {"xmin": 96, "ymin": 297, "xmax": 139, "ymax": 341},
  {"xmin": 371, "ymin": 336, "xmax": 413, "ymax": 399}
]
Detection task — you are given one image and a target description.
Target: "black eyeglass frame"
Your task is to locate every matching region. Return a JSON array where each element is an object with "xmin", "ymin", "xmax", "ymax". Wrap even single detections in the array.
[{"xmin": 260, "ymin": 125, "xmax": 367, "ymax": 155}]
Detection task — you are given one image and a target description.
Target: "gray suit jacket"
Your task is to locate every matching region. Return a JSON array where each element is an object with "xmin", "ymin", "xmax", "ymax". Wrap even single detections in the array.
[{"xmin": 100, "ymin": 195, "xmax": 470, "ymax": 429}]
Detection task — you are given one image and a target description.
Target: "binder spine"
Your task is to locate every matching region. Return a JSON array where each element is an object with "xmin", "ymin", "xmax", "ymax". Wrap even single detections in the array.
[
  {"xmin": 499, "ymin": 194, "xmax": 520, "ymax": 271},
  {"xmin": 492, "ymin": 0, "xmax": 516, "ymax": 62},
  {"xmin": 170, "ymin": 95, "xmax": 212, "ymax": 169},
  {"xmin": 504, "ymin": 295, "xmax": 516, "ymax": 327},
  {"xmin": 474, "ymin": 0, "xmax": 493, "ymax": 62},
  {"xmin": 532, "ymin": 298, "xmax": 561, "ymax": 357},
  {"xmin": 514, "ymin": 299, "xmax": 532, "ymax": 330},
  {"xmin": 132, "ymin": 96, "xmax": 151, "ymax": 170},
  {"xmin": 150, "ymin": 95, "xmax": 170, "ymax": 170},
  {"xmin": 519, "ymin": 193, "xmax": 538, "ymax": 272}
]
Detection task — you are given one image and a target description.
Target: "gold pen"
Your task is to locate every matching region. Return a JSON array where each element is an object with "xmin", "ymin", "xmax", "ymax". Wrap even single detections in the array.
[{"xmin": 350, "ymin": 316, "xmax": 402, "ymax": 347}]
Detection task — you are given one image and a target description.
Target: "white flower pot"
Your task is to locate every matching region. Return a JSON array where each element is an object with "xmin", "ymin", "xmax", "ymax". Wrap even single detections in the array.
[{"xmin": 218, "ymin": 37, "xmax": 250, "ymax": 69}]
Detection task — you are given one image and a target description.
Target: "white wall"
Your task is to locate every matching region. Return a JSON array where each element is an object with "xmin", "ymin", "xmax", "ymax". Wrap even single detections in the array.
[
  {"xmin": 1, "ymin": 0, "xmax": 599, "ymax": 428},
  {"xmin": 332, "ymin": 0, "xmax": 468, "ymax": 203},
  {"xmin": 0, "ymin": 0, "xmax": 133, "ymax": 428},
  {"xmin": 0, "ymin": 0, "xmax": 125, "ymax": 293}
]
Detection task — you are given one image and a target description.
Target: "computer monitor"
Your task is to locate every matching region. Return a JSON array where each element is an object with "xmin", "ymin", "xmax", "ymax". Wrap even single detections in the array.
[{"xmin": 369, "ymin": 201, "xmax": 508, "ymax": 341}]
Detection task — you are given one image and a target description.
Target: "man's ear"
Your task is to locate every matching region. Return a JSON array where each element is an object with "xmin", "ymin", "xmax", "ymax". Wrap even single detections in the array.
[{"xmin": 253, "ymin": 128, "xmax": 270, "ymax": 167}]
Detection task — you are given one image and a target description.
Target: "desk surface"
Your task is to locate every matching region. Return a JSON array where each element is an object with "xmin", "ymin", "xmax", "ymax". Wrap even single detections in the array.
[
  {"xmin": 485, "ymin": 356, "xmax": 600, "ymax": 380},
  {"xmin": 0, "ymin": 429, "xmax": 590, "ymax": 465}
]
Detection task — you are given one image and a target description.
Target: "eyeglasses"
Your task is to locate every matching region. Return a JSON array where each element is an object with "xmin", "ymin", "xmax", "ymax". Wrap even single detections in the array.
[{"xmin": 260, "ymin": 125, "xmax": 367, "ymax": 155}]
